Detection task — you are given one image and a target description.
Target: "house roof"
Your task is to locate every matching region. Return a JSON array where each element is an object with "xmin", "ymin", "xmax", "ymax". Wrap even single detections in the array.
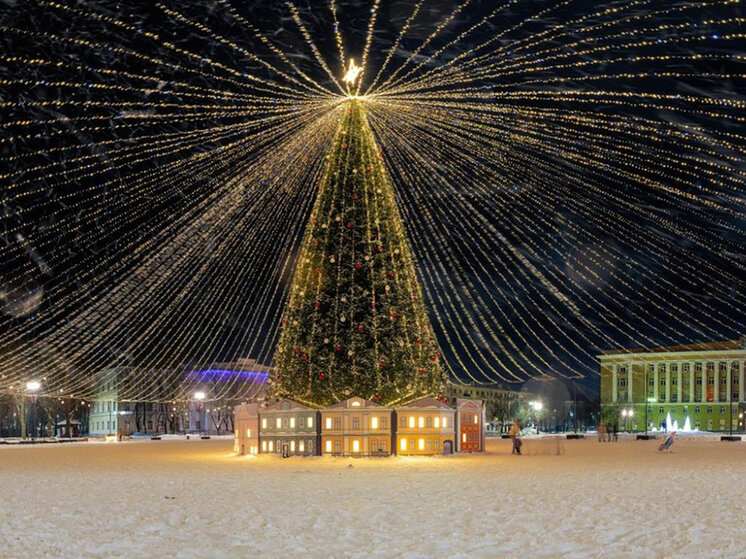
[
  {"xmin": 456, "ymin": 398, "xmax": 484, "ymax": 411},
  {"xmin": 263, "ymin": 398, "xmax": 314, "ymax": 412},
  {"xmin": 600, "ymin": 336, "xmax": 746, "ymax": 356},
  {"xmin": 397, "ymin": 397, "xmax": 453, "ymax": 410},
  {"xmin": 326, "ymin": 396, "xmax": 389, "ymax": 410}
]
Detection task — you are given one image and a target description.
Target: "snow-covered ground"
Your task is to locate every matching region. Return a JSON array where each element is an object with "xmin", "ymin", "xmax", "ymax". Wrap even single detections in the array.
[{"xmin": 1, "ymin": 435, "xmax": 744, "ymax": 558}]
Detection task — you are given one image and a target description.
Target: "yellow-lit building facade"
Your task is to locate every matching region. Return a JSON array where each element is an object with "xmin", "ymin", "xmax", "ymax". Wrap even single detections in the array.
[
  {"xmin": 395, "ymin": 397, "xmax": 455, "ymax": 455},
  {"xmin": 234, "ymin": 402, "xmax": 259, "ymax": 456},
  {"xmin": 320, "ymin": 397, "xmax": 393, "ymax": 456}
]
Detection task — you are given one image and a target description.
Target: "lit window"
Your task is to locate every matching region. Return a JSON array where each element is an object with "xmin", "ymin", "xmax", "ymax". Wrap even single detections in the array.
[
  {"xmin": 261, "ymin": 440, "xmax": 267, "ymax": 452},
  {"xmin": 418, "ymin": 416, "xmax": 424, "ymax": 428},
  {"xmin": 351, "ymin": 400, "xmax": 361, "ymax": 407},
  {"xmin": 247, "ymin": 428, "xmax": 251, "ymax": 438},
  {"xmin": 276, "ymin": 418, "xmax": 281, "ymax": 428},
  {"xmin": 325, "ymin": 440, "xmax": 332, "ymax": 453},
  {"xmin": 474, "ymin": 414, "xmax": 478, "ymax": 423},
  {"xmin": 299, "ymin": 441, "xmax": 305, "ymax": 452},
  {"xmin": 352, "ymin": 440, "xmax": 360, "ymax": 453},
  {"xmin": 268, "ymin": 441, "xmax": 274, "ymax": 452},
  {"xmin": 290, "ymin": 440, "xmax": 295, "ymax": 452},
  {"xmin": 290, "ymin": 417, "xmax": 296, "ymax": 428},
  {"xmin": 462, "ymin": 433, "xmax": 466, "ymax": 443},
  {"xmin": 418, "ymin": 438, "xmax": 425, "ymax": 450},
  {"xmin": 371, "ymin": 417, "xmax": 379, "ymax": 429},
  {"xmin": 308, "ymin": 416, "xmax": 313, "ymax": 428},
  {"xmin": 434, "ymin": 417, "xmax": 440, "ymax": 428},
  {"xmin": 261, "ymin": 418, "xmax": 267, "ymax": 429},
  {"xmin": 409, "ymin": 417, "xmax": 415, "ymax": 428},
  {"xmin": 400, "ymin": 438, "xmax": 407, "ymax": 451},
  {"xmin": 326, "ymin": 417, "xmax": 332, "ymax": 429}
]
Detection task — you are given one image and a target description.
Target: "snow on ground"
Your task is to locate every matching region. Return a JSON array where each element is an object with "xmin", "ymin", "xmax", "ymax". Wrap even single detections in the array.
[{"xmin": 1, "ymin": 435, "xmax": 745, "ymax": 559}]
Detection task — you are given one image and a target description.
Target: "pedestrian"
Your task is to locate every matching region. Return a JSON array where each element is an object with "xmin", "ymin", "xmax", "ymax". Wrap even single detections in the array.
[
  {"xmin": 509, "ymin": 419, "xmax": 522, "ymax": 455},
  {"xmin": 605, "ymin": 422, "xmax": 612, "ymax": 442},
  {"xmin": 612, "ymin": 422, "xmax": 618, "ymax": 442},
  {"xmin": 597, "ymin": 422, "xmax": 606, "ymax": 442}
]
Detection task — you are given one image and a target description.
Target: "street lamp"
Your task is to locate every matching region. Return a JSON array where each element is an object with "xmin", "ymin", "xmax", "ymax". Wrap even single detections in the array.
[
  {"xmin": 621, "ymin": 408, "xmax": 634, "ymax": 432},
  {"xmin": 26, "ymin": 380, "xmax": 41, "ymax": 440},
  {"xmin": 530, "ymin": 401, "xmax": 543, "ymax": 435},
  {"xmin": 194, "ymin": 391, "xmax": 206, "ymax": 436}
]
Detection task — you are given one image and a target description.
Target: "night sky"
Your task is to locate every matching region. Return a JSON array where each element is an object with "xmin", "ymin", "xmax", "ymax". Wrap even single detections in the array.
[{"xmin": 1, "ymin": 0, "xmax": 744, "ymax": 400}]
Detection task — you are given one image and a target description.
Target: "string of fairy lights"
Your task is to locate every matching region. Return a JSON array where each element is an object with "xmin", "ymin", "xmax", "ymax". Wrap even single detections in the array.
[{"xmin": 0, "ymin": 0, "xmax": 743, "ymax": 403}]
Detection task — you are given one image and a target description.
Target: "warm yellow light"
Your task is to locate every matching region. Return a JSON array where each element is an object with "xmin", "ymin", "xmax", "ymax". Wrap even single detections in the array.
[
  {"xmin": 308, "ymin": 416, "xmax": 314, "ymax": 428},
  {"xmin": 400, "ymin": 438, "xmax": 407, "ymax": 451},
  {"xmin": 418, "ymin": 416, "xmax": 424, "ymax": 428},
  {"xmin": 299, "ymin": 441, "xmax": 305, "ymax": 452},
  {"xmin": 351, "ymin": 400, "xmax": 361, "ymax": 407},
  {"xmin": 261, "ymin": 418, "xmax": 267, "ymax": 429},
  {"xmin": 352, "ymin": 440, "xmax": 360, "ymax": 453},
  {"xmin": 326, "ymin": 417, "xmax": 332, "ymax": 429},
  {"xmin": 343, "ymin": 58, "xmax": 362, "ymax": 86},
  {"xmin": 268, "ymin": 441, "xmax": 274, "ymax": 452},
  {"xmin": 325, "ymin": 440, "xmax": 332, "ymax": 453},
  {"xmin": 434, "ymin": 417, "xmax": 440, "ymax": 428},
  {"xmin": 290, "ymin": 440, "xmax": 295, "ymax": 452},
  {"xmin": 276, "ymin": 417, "xmax": 281, "ymax": 428},
  {"xmin": 409, "ymin": 416, "xmax": 415, "ymax": 428},
  {"xmin": 462, "ymin": 433, "xmax": 466, "ymax": 443},
  {"xmin": 261, "ymin": 440, "xmax": 267, "ymax": 452},
  {"xmin": 290, "ymin": 417, "xmax": 296, "ymax": 428},
  {"xmin": 371, "ymin": 417, "xmax": 378, "ymax": 429},
  {"xmin": 418, "ymin": 438, "xmax": 425, "ymax": 450},
  {"xmin": 247, "ymin": 428, "xmax": 251, "ymax": 438}
]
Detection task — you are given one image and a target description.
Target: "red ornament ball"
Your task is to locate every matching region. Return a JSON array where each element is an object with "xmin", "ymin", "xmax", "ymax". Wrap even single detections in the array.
[
  {"xmin": 390, "ymin": 312, "xmax": 398, "ymax": 319},
  {"xmin": 366, "ymin": 165, "xmax": 373, "ymax": 172},
  {"xmin": 373, "ymin": 393, "xmax": 379, "ymax": 400},
  {"xmin": 313, "ymin": 220, "xmax": 318, "ymax": 226},
  {"xmin": 300, "ymin": 355, "xmax": 307, "ymax": 361},
  {"xmin": 379, "ymin": 360, "xmax": 387, "ymax": 367},
  {"xmin": 319, "ymin": 373, "xmax": 326, "ymax": 380},
  {"xmin": 416, "ymin": 339, "xmax": 422, "ymax": 345},
  {"xmin": 355, "ymin": 262, "xmax": 362, "ymax": 269},
  {"xmin": 353, "ymin": 194, "xmax": 359, "ymax": 200},
  {"xmin": 334, "ymin": 344, "xmax": 342, "ymax": 352},
  {"xmin": 342, "ymin": 143, "xmax": 348, "ymax": 149},
  {"xmin": 346, "ymin": 222, "xmax": 353, "ymax": 229},
  {"xmin": 370, "ymin": 301, "xmax": 376, "ymax": 308},
  {"xmin": 294, "ymin": 346, "xmax": 301, "ymax": 353},
  {"xmin": 357, "ymin": 326, "xmax": 365, "ymax": 333},
  {"xmin": 418, "ymin": 369, "xmax": 426, "ymax": 375},
  {"xmin": 314, "ymin": 301, "xmax": 321, "ymax": 309},
  {"xmin": 387, "ymin": 271, "xmax": 394, "ymax": 277}
]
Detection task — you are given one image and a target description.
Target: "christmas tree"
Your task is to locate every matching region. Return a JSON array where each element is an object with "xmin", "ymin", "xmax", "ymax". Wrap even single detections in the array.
[{"xmin": 272, "ymin": 96, "xmax": 444, "ymax": 408}]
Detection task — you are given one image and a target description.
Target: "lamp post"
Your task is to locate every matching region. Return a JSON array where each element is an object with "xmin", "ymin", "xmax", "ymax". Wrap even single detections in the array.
[
  {"xmin": 194, "ymin": 391, "xmax": 206, "ymax": 436},
  {"xmin": 621, "ymin": 408, "xmax": 634, "ymax": 432},
  {"xmin": 26, "ymin": 380, "xmax": 41, "ymax": 440},
  {"xmin": 530, "ymin": 401, "xmax": 543, "ymax": 435}
]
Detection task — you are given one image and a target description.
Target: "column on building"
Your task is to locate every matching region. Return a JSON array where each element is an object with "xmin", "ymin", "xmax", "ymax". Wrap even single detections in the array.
[
  {"xmin": 701, "ymin": 363, "xmax": 707, "ymax": 403},
  {"xmin": 739, "ymin": 362, "xmax": 745, "ymax": 403},
  {"xmin": 628, "ymin": 363, "xmax": 633, "ymax": 404},
  {"xmin": 677, "ymin": 363, "xmax": 683, "ymax": 403},
  {"xmin": 665, "ymin": 364, "xmax": 671, "ymax": 403},
  {"xmin": 726, "ymin": 364, "xmax": 732, "ymax": 403},
  {"xmin": 713, "ymin": 365, "xmax": 719, "ymax": 403},
  {"xmin": 653, "ymin": 367, "xmax": 659, "ymax": 402},
  {"xmin": 612, "ymin": 365, "xmax": 618, "ymax": 403},
  {"xmin": 689, "ymin": 362, "xmax": 695, "ymax": 403}
]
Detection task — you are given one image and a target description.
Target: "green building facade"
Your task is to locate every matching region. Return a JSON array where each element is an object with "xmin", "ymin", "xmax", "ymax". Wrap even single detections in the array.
[{"xmin": 600, "ymin": 337, "xmax": 746, "ymax": 432}]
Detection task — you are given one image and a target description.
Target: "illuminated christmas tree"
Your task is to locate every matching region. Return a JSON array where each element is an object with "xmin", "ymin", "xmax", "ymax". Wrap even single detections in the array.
[{"xmin": 272, "ymin": 65, "xmax": 445, "ymax": 407}]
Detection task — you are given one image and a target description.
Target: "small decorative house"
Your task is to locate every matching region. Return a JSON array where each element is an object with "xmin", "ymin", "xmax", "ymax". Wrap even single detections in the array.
[
  {"xmin": 234, "ymin": 403, "xmax": 259, "ymax": 456},
  {"xmin": 395, "ymin": 397, "xmax": 455, "ymax": 455},
  {"xmin": 258, "ymin": 399, "xmax": 320, "ymax": 456},
  {"xmin": 320, "ymin": 396, "xmax": 393, "ymax": 456},
  {"xmin": 455, "ymin": 398, "xmax": 485, "ymax": 452}
]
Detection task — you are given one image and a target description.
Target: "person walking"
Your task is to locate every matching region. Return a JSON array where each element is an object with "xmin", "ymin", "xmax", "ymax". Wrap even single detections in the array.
[
  {"xmin": 612, "ymin": 422, "xmax": 618, "ymax": 442},
  {"xmin": 597, "ymin": 422, "xmax": 607, "ymax": 442},
  {"xmin": 509, "ymin": 420, "xmax": 522, "ymax": 455}
]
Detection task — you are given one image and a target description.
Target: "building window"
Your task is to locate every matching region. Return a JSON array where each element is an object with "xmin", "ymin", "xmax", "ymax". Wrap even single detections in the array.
[
  {"xmin": 409, "ymin": 416, "xmax": 415, "ymax": 428},
  {"xmin": 418, "ymin": 416, "xmax": 425, "ymax": 428},
  {"xmin": 427, "ymin": 439, "xmax": 433, "ymax": 451},
  {"xmin": 619, "ymin": 366, "xmax": 627, "ymax": 375},
  {"xmin": 695, "ymin": 363, "xmax": 702, "ymax": 373},
  {"xmin": 683, "ymin": 407, "xmax": 688, "ymax": 414},
  {"xmin": 268, "ymin": 441, "xmax": 274, "ymax": 452},
  {"xmin": 409, "ymin": 438, "xmax": 415, "ymax": 451},
  {"xmin": 276, "ymin": 418, "xmax": 282, "ymax": 428},
  {"xmin": 299, "ymin": 441, "xmax": 305, "ymax": 453},
  {"xmin": 290, "ymin": 417, "xmax": 296, "ymax": 428},
  {"xmin": 261, "ymin": 418, "xmax": 267, "ymax": 429},
  {"xmin": 352, "ymin": 440, "xmax": 360, "ymax": 453},
  {"xmin": 694, "ymin": 406, "xmax": 700, "ymax": 414},
  {"xmin": 325, "ymin": 417, "xmax": 332, "ymax": 430},
  {"xmin": 648, "ymin": 377, "xmax": 655, "ymax": 387},
  {"xmin": 372, "ymin": 440, "xmax": 378, "ymax": 453},
  {"xmin": 708, "ymin": 376, "xmax": 714, "ymax": 386},
  {"xmin": 400, "ymin": 416, "xmax": 406, "ymax": 428},
  {"xmin": 334, "ymin": 441, "xmax": 341, "ymax": 454},
  {"xmin": 308, "ymin": 416, "xmax": 313, "ymax": 428},
  {"xmin": 683, "ymin": 363, "xmax": 690, "ymax": 373},
  {"xmin": 282, "ymin": 418, "xmax": 288, "ymax": 429},
  {"xmin": 707, "ymin": 362, "xmax": 714, "ymax": 371},
  {"xmin": 333, "ymin": 417, "xmax": 341, "ymax": 430},
  {"xmin": 619, "ymin": 378, "xmax": 627, "ymax": 386},
  {"xmin": 418, "ymin": 438, "xmax": 425, "ymax": 451},
  {"xmin": 381, "ymin": 440, "xmax": 387, "ymax": 452},
  {"xmin": 298, "ymin": 417, "xmax": 305, "ymax": 428},
  {"xmin": 696, "ymin": 377, "xmax": 702, "ymax": 386},
  {"xmin": 352, "ymin": 417, "xmax": 360, "ymax": 430},
  {"xmin": 434, "ymin": 439, "xmax": 440, "ymax": 451},
  {"xmin": 400, "ymin": 438, "xmax": 407, "ymax": 451},
  {"xmin": 684, "ymin": 376, "xmax": 690, "ymax": 386},
  {"xmin": 659, "ymin": 407, "xmax": 664, "ymax": 414},
  {"xmin": 660, "ymin": 377, "xmax": 666, "ymax": 386},
  {"xmin": 426, "ymin": 416, "xmax": 432, "ymax": 427},
  {"xmin": 671, "ymin": 364, "xmax": 678, "ymax": 373},
  {"xmin": 720, "ymin": 406, "xmax": 726, "ymax": 414},
  {"xmin": 262, "ymin": 440, "xmax": 267, "ymax": 452},
  {"xmin": 290, "ymin": 440, "xmax": 295, "ymax": 452},
  {"xmin": 371, "ymin": 417, "xmax": 378, "ymax": 429},
  {"xmin": 720, "ymin": 362, "xmax": 727, "ymax": 372},
  {"xmin": 381, "ymin": 417, "xmax": 387, "ymax": 429},
  {"xmin": 735, "ymin": 376, "xmax": 740, "ymax": 385},
  {"xmin": 659, "ymin": 364, "xmax": 666, "ymax": 374},
  {"xmin": 672, "ymin": 377, "xmax": 677, "ymax": 386},
  {"xmin": 434, "ymin": 417, "xmax": 440, "ymax": 428},
  {"xmin": 325, "ymin": 440, "xmax": 332, "ymax": 453},
  {"xmin": 706, "ymin": 407, "xmax": 713, "ymax": 414},
  {"xmin": 648, "ymin": 364, "xmax": 655, "ymax": 373}
]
